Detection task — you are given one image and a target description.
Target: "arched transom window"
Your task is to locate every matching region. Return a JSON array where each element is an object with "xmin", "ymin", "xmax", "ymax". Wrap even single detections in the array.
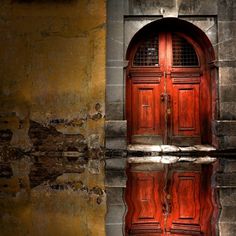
[{"xmin": 133, "ymin": 33, "xmax": 199, "ymax": 67}]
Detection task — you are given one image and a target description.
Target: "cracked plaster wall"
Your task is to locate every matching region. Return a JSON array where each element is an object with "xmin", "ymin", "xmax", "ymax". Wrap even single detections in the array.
[{"xmin": 0, "ymin": 1, "xmax": 106, "ymax": 236}]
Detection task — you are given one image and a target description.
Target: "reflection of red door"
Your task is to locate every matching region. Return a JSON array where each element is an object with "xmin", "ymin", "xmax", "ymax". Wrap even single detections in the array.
[
  {"xmin": 127, "ymin": 32, "xmax": 211, "ymax": 145},
  {"xmin": 125, "ymin": 172, "xmax": 164, "ymax": 235},
  {"xmin": 125, "ymin": 166, "xmax": 214, "ymax": 236}
]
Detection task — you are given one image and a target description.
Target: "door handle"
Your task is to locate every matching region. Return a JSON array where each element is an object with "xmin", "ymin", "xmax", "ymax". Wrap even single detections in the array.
[
  {"xmin": 167, "ymin": 94, "xmax": 171, "ymax": 102},
  {"xmin": 161, "ymin": 93, "xmax": 165, "ymax": 101},
  {"xmin": 160, "ymin": 93, "xmax": 171, "ymax": 102}
]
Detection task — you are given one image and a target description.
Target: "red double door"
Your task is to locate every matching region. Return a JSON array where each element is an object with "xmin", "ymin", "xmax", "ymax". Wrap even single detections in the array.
[
  {"xmin": 127, "ymin": 32, "xmax": 211, "ymax": 145},
  {"xmin": 125, "ymin": 165, "xmax": 214, "ymax": 236}
]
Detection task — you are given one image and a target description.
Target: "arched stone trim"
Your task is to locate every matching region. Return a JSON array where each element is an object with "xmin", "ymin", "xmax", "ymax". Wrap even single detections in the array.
[
  {"xmin": 105, "ymin": 14, "xmax": 218, "ymax": 236},
  {"xmin": 125, "ymin": 18, "xmax": 217, "ymax": 146}
]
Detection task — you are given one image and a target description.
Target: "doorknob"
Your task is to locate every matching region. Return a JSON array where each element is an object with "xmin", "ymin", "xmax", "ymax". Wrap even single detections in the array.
[
  {"xmin": 167, "ymin": 94, "xmax": 171, "ymax": 102},
  {"xmin": 161, "ymin": 93, "xmax": 165, "ymax": 101},
  {"xmin": 160, "ymin": 93, "xmax": 171, "ymax": 102}
]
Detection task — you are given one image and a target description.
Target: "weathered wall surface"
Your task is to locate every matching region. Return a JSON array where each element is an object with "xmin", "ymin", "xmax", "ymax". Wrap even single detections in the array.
[{"xmin": 0, "ymin": 1, "xmax": 106, "ymax": 235}]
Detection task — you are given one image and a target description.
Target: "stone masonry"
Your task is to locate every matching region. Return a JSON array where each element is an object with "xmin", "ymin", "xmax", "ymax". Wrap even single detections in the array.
[{"xmin": 106, "ymin": 1, "xmax": 236, "ymax": 235}]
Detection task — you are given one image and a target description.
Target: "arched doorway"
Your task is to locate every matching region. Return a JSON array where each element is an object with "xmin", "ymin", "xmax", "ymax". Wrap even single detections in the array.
[
  {"xmin": 125, "ymin": 19, "xmax": 217, "ymax": 236},
  {"xmin": 126, "ymin": 19, "xmax": 215, "ymax": 146}
]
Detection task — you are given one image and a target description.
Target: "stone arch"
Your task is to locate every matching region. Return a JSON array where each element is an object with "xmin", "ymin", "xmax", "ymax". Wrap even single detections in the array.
[
  {"xmin": 125, "ymin": 17, "xmax": 217, "ymax": 145},
  {"xmin": 125, "ymin": 18, "xmax": 215, "ymax": 63}
]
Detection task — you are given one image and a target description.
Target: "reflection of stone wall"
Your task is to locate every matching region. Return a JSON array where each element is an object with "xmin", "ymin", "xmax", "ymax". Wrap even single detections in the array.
[{"xmin": 0, "ymin": 1, "xmax": 106, "ymax": 235}]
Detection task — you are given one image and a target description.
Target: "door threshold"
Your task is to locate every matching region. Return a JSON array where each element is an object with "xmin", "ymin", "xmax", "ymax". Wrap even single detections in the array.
[{"xmin": 127, "ymin": 144, "xmax": 216, "ymax": 153}]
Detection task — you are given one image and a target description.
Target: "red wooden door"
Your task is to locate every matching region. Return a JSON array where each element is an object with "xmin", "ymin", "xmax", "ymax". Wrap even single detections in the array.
[
  {"xmin": 125, "ymin": 167, "xmax": 214, "ymax": 236},
  {"xmin": 127, "ymin": 32, "xmax": 210, "ymax": 145}
]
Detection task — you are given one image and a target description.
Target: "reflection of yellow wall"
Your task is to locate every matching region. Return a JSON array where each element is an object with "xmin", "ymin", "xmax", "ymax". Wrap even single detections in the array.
[{"xmin": 0, "ymin": 1, "xmax": 106, "ymax": 235}]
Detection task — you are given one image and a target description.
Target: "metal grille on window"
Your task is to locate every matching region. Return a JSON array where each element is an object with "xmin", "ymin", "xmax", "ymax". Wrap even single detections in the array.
[
  {"xmin": 172, "ymin": 34, "xmax": 199, "ymax": 66},
  {"xmin": 133, "ymin": 35, "xmax": 159, "ymax": 66}
]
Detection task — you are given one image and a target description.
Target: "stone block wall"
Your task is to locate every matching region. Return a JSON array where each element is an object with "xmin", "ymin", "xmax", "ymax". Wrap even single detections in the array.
[
  {"xmin": 106, "ymin": 0, "xmax": 236, "ymax": 235},
  {"xmin": 0, "ymin": 1, "xmax": 106, "ymax": 236},
  {"xmin": 216, "ymin": 0, "xmax": 236, "ymax": 149}
]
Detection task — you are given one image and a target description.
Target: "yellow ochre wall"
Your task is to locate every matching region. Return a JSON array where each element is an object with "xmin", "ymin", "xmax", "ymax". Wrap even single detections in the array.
[{"xmin": 0, "ymin": 1, "xmax": 106, "ymax": 235}]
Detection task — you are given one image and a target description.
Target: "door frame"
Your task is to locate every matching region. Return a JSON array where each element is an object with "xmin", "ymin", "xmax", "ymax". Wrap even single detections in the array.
[
  {"xmin": 125, "ymin": 18, "xmax": 216, "ymax": 146},
  {"xmin": 105, "ymin": 16, "xmax": 219, "ymax": 236}
]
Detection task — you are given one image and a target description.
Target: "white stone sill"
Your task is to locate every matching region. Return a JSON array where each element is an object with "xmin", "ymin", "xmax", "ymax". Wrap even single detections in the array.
[{"xmin": 127, "ymin": 144, "xmax": 216, "ymax": 152}]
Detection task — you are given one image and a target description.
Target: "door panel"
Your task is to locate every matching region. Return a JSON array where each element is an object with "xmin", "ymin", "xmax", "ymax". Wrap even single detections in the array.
[
  {"xmin": 138, "ymin": 88, "xmax": 155, "ymax": 131},
  {"xmin": 132, "ymin": 84, "xmax": 161, "ymax": 135},
  {"xmin": 172, "ymin": 84, "xmax": 200, "ymax": 136}
]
